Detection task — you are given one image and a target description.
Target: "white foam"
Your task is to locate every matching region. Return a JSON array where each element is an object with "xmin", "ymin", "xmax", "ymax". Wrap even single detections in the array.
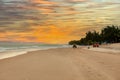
[{"xmin": 0, "ymin": 45, "xmax": 70, "ymax": 60}]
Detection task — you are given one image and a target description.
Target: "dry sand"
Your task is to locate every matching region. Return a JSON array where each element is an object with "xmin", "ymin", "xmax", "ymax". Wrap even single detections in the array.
[{"xmin": 0, "ymin": 44, "xmax": 120, "ymax": 80}]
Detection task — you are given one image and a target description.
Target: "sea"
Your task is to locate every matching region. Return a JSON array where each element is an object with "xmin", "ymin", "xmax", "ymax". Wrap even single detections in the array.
[{"xmin": 0, "ymin": 42, "xmax": 70, "ymax": 59}]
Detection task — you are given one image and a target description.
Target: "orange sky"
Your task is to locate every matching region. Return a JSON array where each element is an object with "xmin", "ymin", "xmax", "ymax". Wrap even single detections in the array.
[{"xmin": 0, "ymin": 0, "xmax": 120, "ymax": 44}]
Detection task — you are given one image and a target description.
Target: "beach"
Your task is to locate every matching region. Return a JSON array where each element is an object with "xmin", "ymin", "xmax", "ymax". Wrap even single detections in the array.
[{"xmin": 0, "ymin": 44, "xmax": 120, "ymax": 80}]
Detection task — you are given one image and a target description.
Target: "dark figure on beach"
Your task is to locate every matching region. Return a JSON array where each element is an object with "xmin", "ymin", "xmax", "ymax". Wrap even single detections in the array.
[
  {"xmin": 73, "ymin": 44, "xmax": 77, "ymax": 48},
  {"xmin": 88, "ymin": 46, "xmax": 90, "ymax": 49}
]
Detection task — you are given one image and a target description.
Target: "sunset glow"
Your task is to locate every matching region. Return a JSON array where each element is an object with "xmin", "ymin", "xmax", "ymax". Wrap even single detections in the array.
[{"xmin": 0, "ymin": 0, "xmax": 120, "ymax": 44}]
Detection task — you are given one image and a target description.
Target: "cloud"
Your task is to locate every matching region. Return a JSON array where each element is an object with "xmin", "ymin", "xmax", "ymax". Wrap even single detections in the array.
[
  {"xmin": 0, "ymin": 0, "xmax": 120, "ymax": 43},
  {"xmin": 68, "ymin": 0, "xmax": 89, "ymax": 3}
]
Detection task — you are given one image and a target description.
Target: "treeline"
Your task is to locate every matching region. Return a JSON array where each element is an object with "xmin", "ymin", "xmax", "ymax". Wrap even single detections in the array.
[{"xmin": 69, "ymin": 25, "xmax": 120, "ymax": 45}]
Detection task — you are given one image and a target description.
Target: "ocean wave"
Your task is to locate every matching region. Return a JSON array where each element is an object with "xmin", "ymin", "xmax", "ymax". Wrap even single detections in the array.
[{"xmin": 0, "ymin": 44, "xmax": 70, "ymax": 59}]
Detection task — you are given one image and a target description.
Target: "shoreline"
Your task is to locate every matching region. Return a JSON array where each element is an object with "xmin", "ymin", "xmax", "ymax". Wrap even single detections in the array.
[
  {"xmin": 0, "ymin": 46, "xmax": 70, "ymax": 60},
  {"xmin": 0, "ymin": 43, "xmax": 120, "ymax": 60}
]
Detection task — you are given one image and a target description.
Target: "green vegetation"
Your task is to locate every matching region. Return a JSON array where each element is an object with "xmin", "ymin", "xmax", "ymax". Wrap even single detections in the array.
[{"xmin": 69, "ymin": 25, "xmax": 120, "ymax": 45}]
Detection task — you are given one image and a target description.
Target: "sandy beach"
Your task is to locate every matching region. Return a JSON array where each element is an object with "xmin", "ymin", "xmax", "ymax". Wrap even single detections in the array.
[{"xmin": 0, "ymin": 44, "xmax": 120, "ymax": 80}]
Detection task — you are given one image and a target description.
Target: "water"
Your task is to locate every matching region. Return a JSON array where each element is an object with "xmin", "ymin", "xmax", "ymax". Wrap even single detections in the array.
[{"xmin": 0, "ymin": 42, "xmax": 70, "ymax": 59}]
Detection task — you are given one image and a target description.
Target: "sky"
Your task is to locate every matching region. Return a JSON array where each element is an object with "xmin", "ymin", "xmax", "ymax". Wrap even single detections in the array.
[{"xmin": 0, "ymin": 0, "xmax": 120, "ymax": 44}]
